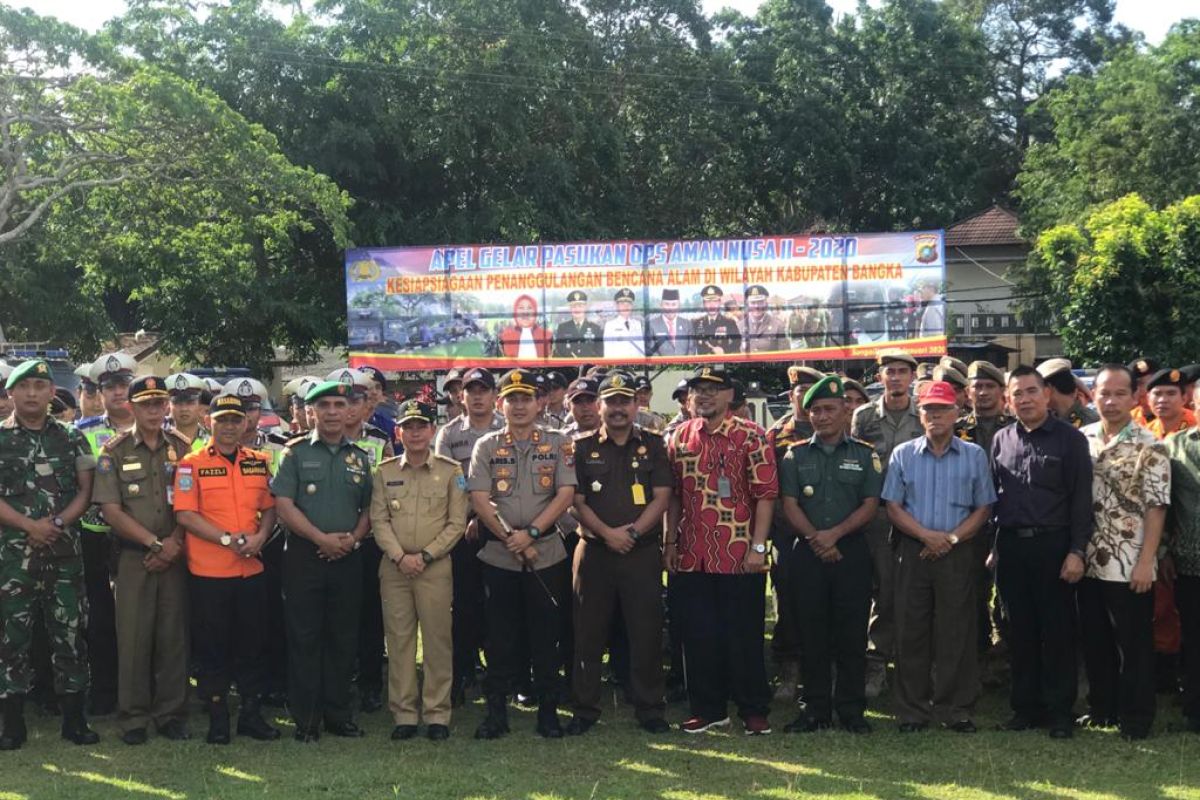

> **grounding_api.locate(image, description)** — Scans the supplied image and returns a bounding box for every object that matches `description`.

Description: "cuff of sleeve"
[1070,547,1087,558]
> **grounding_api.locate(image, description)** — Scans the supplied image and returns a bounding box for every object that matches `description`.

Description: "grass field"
[3,681,1199,800]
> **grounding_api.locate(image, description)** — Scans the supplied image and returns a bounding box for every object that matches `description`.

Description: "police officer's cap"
[933,365,967,389]
[599,373,637,399]
[281,376,313,398]
[202,378,223,394]
[325,368,371,397]
[787,365,825,389]
[210,393,247,419]
[305,380,352,404]
[567,377,599,400]
[6,359,52,391]
[545,371,569,390]
[614,288,636,304]
[166,372,206,396]
[634,376,652,392]
[88,352,137,384]
[746,285,769,301]
[877,349,918,369]
[72,363,96,389]
[700,285,723,300]
[497,369,537,398]
[842,378,867,398]
[1147,367,1186,392]
[1127,358,1160,380]
[803,375,846,410]
[397,399,436,425]
[461,368,495,390]
[938,355,969,377]
[567,290,588,305]
[129,375,170,403]
[671,378,689,401]
[532,372,549,395]
[357,365,387,391]
[443,368,464,386]
[688,365,731,388]
[967,361,1006,386]
[914,362,936,381]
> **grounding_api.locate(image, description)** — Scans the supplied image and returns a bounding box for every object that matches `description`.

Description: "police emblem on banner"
[914,234,939,264]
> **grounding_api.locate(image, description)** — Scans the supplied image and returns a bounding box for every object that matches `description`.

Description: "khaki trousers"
[379,555,453,725]
[114,548,189,733]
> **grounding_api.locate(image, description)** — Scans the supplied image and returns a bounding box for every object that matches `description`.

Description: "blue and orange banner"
[346,231,946,370]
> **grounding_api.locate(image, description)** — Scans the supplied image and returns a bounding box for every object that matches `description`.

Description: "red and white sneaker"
[743,715,772,735]
[680,716,731,734]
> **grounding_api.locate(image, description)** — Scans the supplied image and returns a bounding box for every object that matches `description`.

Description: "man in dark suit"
[647,289,695,357]
[553,291,603,359]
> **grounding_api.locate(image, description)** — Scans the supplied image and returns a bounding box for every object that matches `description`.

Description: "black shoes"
[475,696,510,740]
[1,695,27,751]
[536,702,563,739]
[783,715,831,734]
[565,717,596,736]
[898,721,928,733]
[237,705,281,741]
[841,717,872,735]
[324,721,365,738]
[947,719,977,734]
[427,724,450,741]
[294,728,320,743]
[359,689,383,714]
[158,719,191,741]
[206,699,231,745]
[996,715,1040,732]
[639,718,671,734]
[61,693,100,745]
[121,728,148,746]
[391,724,419,740]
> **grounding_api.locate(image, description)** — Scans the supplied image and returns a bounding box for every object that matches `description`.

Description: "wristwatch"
[948,534,960,546]
[149,539,164,555]
[236,534,248,547]
[219,533,232,547]
[751,542,768,555]
[420,550,434,565]
[52,516,65,530]
[528,525,542,541]
[626,526,640,542]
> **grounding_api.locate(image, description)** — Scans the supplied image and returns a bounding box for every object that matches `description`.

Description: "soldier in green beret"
[0,361,100,749]
[271,380,374,742]
[779,376,882,734]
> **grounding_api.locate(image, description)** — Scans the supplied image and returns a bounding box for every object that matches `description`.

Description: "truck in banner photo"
[345,231,947,370]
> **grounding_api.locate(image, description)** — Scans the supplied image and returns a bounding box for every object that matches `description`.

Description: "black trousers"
[1174,574,1200,722]
[792,532,871,723]
[356,537,385,693]
[259,531,288,696]
[189,573,267,704]
[481,560,569,702]
[82,532,118,702]
[451,536,486,683]
[995,528,1077,726]
[1078,577,1155,733]
[675,571,770,721]
[770,528,801,663]
[283,538,362,731]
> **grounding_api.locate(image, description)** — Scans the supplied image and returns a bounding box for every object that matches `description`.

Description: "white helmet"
[325,368,372,395]
[165,372,206,395]
[88,352,138,383]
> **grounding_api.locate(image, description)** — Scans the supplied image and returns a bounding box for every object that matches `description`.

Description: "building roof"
[945,205,1023,247]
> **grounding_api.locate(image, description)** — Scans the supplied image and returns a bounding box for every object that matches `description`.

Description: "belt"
[999,526,1068,539]
[581,530,660,550]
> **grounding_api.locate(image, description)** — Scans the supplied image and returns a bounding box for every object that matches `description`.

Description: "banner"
[346,231,946,370]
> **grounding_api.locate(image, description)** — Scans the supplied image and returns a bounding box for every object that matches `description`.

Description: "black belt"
[999,526,1068,539]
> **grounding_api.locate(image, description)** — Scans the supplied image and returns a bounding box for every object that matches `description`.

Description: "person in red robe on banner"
[499,294,551,359]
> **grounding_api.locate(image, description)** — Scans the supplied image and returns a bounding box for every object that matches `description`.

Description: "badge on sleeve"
[871,452,882,474]
[97,455,113,474]
[456,474,467,491]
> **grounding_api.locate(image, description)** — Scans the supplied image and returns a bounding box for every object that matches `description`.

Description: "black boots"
[237,699,281,741]
[0,695,27,750]
[536,699,563,739]
[207,696,231,745]
[474,696,510,740]
[61,692,99,745]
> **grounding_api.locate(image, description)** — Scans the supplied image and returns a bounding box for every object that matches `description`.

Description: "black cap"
[634,376,652,392]
[497,369,537,397]
[129,376,170,403]
[397,399,437,425]
[688,365,731,387]
[599,373,637,398]
[614,288,636,304]
[1148,367,1186,392]
[1180,365,1200,386]
[567,377,599,400]
[532,373,548,395]
[358,365,387,391]
[671,378,689,401]
[1127,358,1160,380]
[462,368,495,390]
[51,387,77,414]
[545,370,569,390]
[210,394,247,419]
[443,368,464,386]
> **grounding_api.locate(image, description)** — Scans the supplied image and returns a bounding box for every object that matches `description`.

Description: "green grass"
[3,686,1199,799]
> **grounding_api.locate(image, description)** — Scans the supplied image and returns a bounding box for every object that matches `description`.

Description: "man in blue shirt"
[883,381,996,734]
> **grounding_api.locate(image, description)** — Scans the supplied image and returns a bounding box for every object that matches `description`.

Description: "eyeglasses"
[691,383,725,396]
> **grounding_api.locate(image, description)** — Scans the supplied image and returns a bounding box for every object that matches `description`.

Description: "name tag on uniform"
[717,476,732,499]
[839,461,863,472]
[386,480,404,487]
[121,462,144,471]
[198,467,227,477]
[240,461,269,476]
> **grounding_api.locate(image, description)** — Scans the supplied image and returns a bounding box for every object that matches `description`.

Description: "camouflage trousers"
[0,549,90,697]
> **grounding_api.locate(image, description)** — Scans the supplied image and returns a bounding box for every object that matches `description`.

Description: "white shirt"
[602,316,645,359]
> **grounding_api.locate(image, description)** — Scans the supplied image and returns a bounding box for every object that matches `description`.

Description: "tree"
[1030,193,1200,365]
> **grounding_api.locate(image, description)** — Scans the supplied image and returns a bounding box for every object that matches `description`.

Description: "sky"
[10,0,1196,44]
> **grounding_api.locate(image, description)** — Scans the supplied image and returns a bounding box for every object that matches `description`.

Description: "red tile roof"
[945,205,1023,247]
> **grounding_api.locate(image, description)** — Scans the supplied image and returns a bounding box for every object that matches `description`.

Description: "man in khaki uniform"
[371,400,466,742]
[851,349,924,697]
[94,376,192,745]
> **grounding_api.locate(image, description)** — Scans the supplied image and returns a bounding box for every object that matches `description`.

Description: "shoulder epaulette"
[639,427,664,440]
[378,455,402,467]
[348,441,370,456]
[792,437,812,448]
[575,429,599,440]
[850,436,874,448]
[432,453,459,467]
[101,430,131,451]
[166,428,193,446]
[285,434,308,447]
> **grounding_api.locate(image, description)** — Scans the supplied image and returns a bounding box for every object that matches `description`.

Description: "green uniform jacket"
[271,432,373,533]
[779,435,882,530]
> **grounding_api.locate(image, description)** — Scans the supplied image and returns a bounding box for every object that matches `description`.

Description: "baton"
[492,507,559,609]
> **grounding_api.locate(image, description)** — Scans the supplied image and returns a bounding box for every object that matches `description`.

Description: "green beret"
[803,375,846,410]
[6,359,52,391]
[304,380,352,404]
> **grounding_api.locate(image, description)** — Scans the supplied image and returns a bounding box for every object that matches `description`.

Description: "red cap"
[918,381,958,408]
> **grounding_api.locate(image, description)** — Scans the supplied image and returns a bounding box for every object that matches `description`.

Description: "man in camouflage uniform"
[0,360,100,749]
